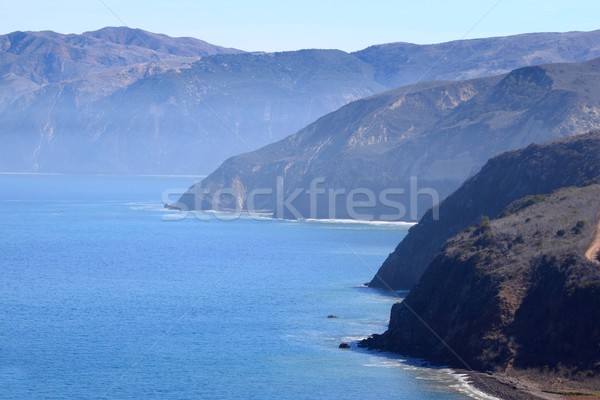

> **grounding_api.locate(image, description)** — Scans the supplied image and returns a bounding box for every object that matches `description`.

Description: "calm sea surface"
[0,174,491,399]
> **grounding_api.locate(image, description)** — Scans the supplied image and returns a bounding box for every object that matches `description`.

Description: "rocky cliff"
[176,59,600,219]
[362,134,600,376]
[369,131,600,290]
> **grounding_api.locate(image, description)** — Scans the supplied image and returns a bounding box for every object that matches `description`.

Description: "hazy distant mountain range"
[177,57,600,220]
[2,27,600,174]
[0,27,241,105]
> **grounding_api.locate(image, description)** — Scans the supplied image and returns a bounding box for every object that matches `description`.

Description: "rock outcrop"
[370,132,600,290]
[362,134,600,376]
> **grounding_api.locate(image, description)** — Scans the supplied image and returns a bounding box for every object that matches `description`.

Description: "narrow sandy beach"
[466,370,600,400]
[465,371,563,400]
[585,218,600,263]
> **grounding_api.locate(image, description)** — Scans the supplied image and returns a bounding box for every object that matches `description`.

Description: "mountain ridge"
[176,57,600,220]
[354,29,600,87]
[4,28,600,174]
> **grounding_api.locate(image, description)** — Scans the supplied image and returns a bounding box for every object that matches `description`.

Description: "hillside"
[4,29,600,174]
[370,131,600,290]
[0,27,241,105]
[361,181,600,378]
[355,30,600,87]
[77,50,384,174]
[0,30,384,174]
[176,59,600,219]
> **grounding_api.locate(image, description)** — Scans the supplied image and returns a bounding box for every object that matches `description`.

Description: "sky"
[0,0,599,52]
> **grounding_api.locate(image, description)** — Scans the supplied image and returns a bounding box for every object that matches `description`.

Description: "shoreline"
[0,172,206,178]
[303,217,416,227]
[161,205,417,226]
[463,370,600,400]
[353,342,545,399]
[355,340,599,399]
[462,371,558,400]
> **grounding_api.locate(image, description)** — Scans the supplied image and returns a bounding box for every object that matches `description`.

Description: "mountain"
[3,29,600,174]
[0,48,383,174]
[175,57,600,219]
[0,28,385,174]
[361,133,600,379]
[0,27,244,173]
[0,27,241,104]
[355,30,600,87]
[82,27,238,57]
[370,131,600,290]
[79,50,384,174]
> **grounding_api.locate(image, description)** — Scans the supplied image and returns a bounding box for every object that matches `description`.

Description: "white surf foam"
[304,218,416,227]
[451,373,502,400]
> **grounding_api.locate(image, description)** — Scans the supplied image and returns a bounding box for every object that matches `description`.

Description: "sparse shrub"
[521,194,548,209]
[470,217,495,248]
[473,216,492,236]
[572,220,586,235]
[514,235,525,244]
[469,252,488,265]
[475,232,495,248]
[564,254,578,266]
[556,229,566,237]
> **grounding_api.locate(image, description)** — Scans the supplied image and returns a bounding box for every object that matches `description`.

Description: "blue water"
[0,175,485,399]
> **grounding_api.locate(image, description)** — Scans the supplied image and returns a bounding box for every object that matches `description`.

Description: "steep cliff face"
[362,183,600,374]
[370,131,600,290]
[177,59,600,219]
[174,77,495,216]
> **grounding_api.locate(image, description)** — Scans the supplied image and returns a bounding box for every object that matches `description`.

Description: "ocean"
[0,174,493,399]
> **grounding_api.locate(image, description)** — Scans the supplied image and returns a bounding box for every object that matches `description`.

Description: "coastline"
[351,346,502,400]
[161,205,417,226]
[462,371,558,400]
[353,341,543,400]
[304,218,416,227]
[463,370,600,400]
[356,341,599,400]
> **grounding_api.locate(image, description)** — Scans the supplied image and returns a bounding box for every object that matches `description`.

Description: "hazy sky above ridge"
[1,0,599,52]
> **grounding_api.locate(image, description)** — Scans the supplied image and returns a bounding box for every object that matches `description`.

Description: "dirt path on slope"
[586,218,600,264]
